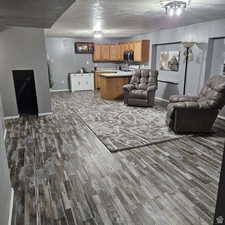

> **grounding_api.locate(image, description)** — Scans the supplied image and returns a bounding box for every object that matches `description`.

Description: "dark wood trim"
[158,80,179,85]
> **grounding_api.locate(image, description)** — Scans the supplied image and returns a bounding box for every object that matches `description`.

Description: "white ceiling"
[0,0,75,28]
[45,0,225,38]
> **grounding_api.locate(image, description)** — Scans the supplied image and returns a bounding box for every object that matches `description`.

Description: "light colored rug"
[52,91,183,152]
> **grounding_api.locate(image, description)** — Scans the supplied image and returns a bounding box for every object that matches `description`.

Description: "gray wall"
[45,37,123,90]
[210,38,225,76]
[209,38,225,116]
[155,43,185,98]
[0,96,12,225]
[129,18,225,116]
[0,27,51,117]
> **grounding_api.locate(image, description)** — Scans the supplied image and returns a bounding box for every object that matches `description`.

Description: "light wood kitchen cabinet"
[128,42,135,51]
[101,44,110,61]
[93,40,150,62]
[110,44,120,61]
[95,71,117,89]
[93,44,110,61]
[95,72,102,89]
[93,44,102,61]
[133,40,150,62]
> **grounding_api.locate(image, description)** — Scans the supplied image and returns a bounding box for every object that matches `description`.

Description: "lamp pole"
[183,46,190,95]
[182,42,195,95]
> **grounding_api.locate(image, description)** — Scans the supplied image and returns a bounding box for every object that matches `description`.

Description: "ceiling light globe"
[169,8,174,16]
[176,7,183,16]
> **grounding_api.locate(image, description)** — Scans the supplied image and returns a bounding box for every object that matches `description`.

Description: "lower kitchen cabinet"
[69,73,94,92]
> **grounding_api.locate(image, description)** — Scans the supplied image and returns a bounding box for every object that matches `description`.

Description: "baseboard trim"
[38,112,53,117]
[218,115,225,121]
[155,97,169,103]
[8,188,14,225]
[4,115,19,120]
[4,129,7,141]
[50,89,69,93]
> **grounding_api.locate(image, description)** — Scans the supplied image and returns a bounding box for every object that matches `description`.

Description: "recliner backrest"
[198,75,225,109]
[130,69,158,90]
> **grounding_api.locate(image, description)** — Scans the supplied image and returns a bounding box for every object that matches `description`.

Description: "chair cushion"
[129,90,148,99]
[130,69,158,90]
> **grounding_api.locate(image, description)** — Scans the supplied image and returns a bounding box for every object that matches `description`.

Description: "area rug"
[52,91,183,152]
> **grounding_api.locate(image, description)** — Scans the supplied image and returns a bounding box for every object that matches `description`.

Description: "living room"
[0,1,225,225]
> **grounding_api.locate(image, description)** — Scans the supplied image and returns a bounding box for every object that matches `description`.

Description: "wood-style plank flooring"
[5,92,225,225]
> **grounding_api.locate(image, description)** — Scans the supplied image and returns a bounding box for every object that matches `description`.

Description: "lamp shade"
[182,42,196,48]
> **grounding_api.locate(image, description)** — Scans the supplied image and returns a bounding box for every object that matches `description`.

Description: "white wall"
[0,27,52,117]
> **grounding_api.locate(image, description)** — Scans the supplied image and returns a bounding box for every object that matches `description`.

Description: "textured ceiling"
[45,0,225,38]
[0,0,75,28]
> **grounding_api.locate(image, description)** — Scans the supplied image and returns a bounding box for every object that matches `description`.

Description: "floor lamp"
[182,42,196,95]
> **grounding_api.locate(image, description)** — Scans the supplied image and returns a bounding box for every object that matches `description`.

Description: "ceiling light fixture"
[164,1,187,17]
[94,30,103,39]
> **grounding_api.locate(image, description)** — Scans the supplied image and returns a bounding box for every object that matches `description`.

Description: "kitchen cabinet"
[133,40,150,62]
[95,71,117,89]
[110,44,120,61]
[101,44,110,61]
[128,42,135,51]
[93,44,102,61]
[93,40,150,62]
[95,72,102,89]
[134,41,142,62]
[70,73,94,92]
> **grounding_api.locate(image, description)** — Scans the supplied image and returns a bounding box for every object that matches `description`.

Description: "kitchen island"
[100,72,132,100]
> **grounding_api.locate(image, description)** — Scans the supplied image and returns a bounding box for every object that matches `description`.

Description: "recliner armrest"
[147,85,157,92]
[169,95,199,103]
[167,101,211,111]
[123,84,135,92]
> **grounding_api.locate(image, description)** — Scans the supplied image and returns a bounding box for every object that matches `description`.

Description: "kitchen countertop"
[95,69,118,72]
[100,71,133,78]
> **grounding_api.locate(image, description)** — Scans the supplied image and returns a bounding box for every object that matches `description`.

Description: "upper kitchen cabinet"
[93,40,150,62]
[128,42,135,51]
[93,44,102,61]
[93,44,111,61]
[119,42,129,61]
[101,44,110,61]
[110,44,120,61]
[133,40,150,62]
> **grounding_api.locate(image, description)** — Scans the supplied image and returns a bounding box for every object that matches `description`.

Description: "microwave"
[124,51,134,62]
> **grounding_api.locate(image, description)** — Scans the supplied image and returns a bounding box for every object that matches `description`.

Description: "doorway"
[12,70,38,115]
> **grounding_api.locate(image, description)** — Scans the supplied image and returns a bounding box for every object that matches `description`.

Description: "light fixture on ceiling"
[94,30,103,39]
[164,1,187,17]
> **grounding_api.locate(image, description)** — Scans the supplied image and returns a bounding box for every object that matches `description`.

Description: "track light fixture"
[164,1,187,17]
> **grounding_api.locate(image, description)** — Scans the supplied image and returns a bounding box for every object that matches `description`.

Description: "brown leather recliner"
[166,75,225,133]
[123,69,158,107]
